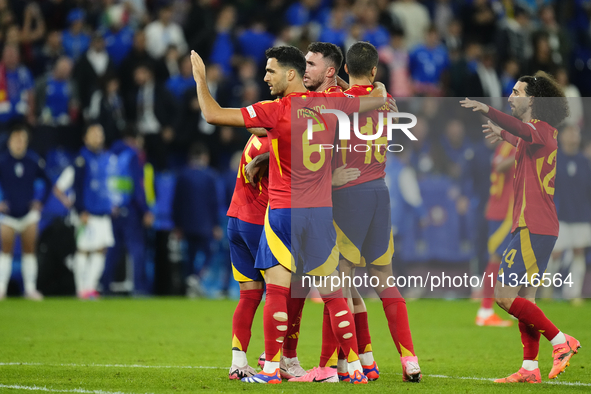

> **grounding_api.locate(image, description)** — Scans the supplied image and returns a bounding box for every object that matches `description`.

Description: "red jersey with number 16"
[333,84,391,190]
[488,107,558,236]
[226,135,269,225]
[240,91,359,209]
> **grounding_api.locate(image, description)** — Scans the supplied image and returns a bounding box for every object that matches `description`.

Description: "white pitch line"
[2,362,590,387]
[0,384,153,394]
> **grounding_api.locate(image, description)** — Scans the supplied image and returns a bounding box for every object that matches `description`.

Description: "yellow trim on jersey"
[518,185,527,228]
[367,229,395,266]
[306,243,339,276]
[231,263,253,283]
[232,334,243,351]
[272,138,283,177]
[520,228,539,284]
[334,220,361,264]
[488,206,513,255]
[400,344,414,358]
[264,209,295,272]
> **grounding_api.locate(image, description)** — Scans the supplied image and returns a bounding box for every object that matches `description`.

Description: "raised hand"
[459,98,489,114]
[483,120,503,143]
[191,50,206,84]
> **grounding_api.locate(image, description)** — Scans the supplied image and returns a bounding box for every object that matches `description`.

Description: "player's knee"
[494,296,512,312]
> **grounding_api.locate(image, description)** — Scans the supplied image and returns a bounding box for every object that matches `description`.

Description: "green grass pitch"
[0,298,589,393]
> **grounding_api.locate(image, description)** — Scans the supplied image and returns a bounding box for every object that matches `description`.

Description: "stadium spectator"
[527,31,560,76]
[443,19,463,53]
[35,56,78,127]
[358,4,389,48]
[101,4,135,66]
[409,26,449,96]
[545,125,591,303]
[73,34,116,113]
[496,6,532,72]
[389,0,431,49]
[32,29,64,78]
[172,143,222,296]
[184,0,217,61]
[237,19,275,67]
[378,29,412,97]
[72,124,113,299]
[209,5,237,77]
[86,74,126,147]
[145,4,187,60]
[0,44,35,132]
[165,55,194,101]
[460,0,497,46]
[317,5,350,49]
[500,58,520,97]
[103,126,154,296]
[126,63,177,171]
[119,29,167,99]
[0,125,57,300]
[537,5,570,66]
[555,67,583,127]
[62,8,90,61]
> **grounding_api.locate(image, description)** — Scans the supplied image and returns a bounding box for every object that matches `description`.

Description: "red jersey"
[332,85,391,190]
[489,107,559,236]
[240,91,359,209]
[227,135,269,225]
[485,142,515,221]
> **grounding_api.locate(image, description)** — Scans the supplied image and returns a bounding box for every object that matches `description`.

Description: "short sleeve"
[241,99,282,129]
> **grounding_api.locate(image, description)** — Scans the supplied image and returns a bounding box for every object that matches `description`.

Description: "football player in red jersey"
[191,45,387,384]
[226,134,270,380]
[475,141,515,327]
[461,71,580,383]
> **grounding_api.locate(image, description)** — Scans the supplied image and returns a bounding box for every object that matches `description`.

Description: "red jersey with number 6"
[333,84,391,190]
[227,135,269,225]
[240,91,359,209]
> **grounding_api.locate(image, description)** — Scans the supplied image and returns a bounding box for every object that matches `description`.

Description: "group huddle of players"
[190,39,581,384]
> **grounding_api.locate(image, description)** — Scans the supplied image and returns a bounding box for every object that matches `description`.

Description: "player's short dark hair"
[307,42,343,72]
[265,46,306,78]
[518,71,570,127]
[346,42,379,78]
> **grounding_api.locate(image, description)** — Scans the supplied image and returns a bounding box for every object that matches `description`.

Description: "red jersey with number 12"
[240,91,359,209]
[333,84,391,190]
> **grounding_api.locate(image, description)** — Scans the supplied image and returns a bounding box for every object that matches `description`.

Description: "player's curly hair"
[265,46,306,78]
[518,71,570,127]
[307,42,343,72]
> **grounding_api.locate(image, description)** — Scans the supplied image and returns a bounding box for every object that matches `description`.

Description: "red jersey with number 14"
[485,142,515,221]
[333,84,391,190]
[488,107,558,236]
[240,91,359,209]
[226,135,269,225]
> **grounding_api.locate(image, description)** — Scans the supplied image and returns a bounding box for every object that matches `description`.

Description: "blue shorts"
[498,228,557,286]
[227,217,264,282]
[255,207,339,276]
[332,179,394,267]
[488,219,512,257]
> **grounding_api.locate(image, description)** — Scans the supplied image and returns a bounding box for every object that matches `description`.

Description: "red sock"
[283,290,306,358]
[232,289,264,352]
[263,284,290,363]
[319,304,339,367]
[481,262,500,309]
[355,312,372,355]
[508,297,559,341]
[322,289,359,362]
[338,347,346,360]
[380,286,415,357]
[519,321,541,361]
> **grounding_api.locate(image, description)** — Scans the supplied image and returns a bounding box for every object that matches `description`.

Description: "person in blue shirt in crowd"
[361,5,390,48]
[0,124,66,300]
[72,124,114,299]
[409,25,450,96]
[101,5,135,66]
[173,143,223,296]
[237,19,275,67]
[165,55,195,101]
[35,56,78,127]
[0,45,35,134]
[103,126,154,296]
[545,125,591,303]
[62,9,91,61]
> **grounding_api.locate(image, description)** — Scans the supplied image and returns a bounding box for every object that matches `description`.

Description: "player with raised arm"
[475,140,515,327]
[460,71,580,383]
[227,134,270,380]
[191,45,387,384]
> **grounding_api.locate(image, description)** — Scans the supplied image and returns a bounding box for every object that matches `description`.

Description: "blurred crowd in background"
[0,0,590,299]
